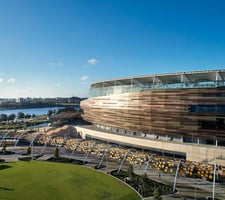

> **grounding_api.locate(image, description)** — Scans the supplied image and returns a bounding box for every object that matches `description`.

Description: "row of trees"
[0,112,36,122]
[47,106,77,117]
[1,106,77,122]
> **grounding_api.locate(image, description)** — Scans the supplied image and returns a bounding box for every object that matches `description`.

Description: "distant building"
[16,97,32,103]
[0,98,16,104]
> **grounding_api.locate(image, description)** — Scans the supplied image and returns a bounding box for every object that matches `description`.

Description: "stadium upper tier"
[90,69,225,97]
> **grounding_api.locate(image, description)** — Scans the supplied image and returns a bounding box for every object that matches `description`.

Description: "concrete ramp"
[45,125,80,138]
[36,154,52,161]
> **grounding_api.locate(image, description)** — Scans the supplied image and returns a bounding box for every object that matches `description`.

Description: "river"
[0,107,63,117]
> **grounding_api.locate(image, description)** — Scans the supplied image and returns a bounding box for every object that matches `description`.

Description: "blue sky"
[0,0,225,98]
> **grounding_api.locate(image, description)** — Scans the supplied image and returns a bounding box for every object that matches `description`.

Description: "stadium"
[79,69,225,164]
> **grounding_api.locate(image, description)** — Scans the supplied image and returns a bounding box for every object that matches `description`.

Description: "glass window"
[190,105,225,113]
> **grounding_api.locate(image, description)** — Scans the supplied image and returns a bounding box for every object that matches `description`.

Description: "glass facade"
[190,105,225,113]
[89,81,225,98]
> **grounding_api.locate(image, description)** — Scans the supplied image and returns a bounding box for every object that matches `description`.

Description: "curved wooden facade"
[81,87,225,140]
[81,87,225,138]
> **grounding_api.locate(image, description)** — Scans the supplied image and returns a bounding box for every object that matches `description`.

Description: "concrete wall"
[75,126,225,165]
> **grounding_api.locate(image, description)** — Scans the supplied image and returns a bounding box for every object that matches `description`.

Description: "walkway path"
[133,165,224,200]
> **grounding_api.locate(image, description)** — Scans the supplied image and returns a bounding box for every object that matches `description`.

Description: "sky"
[0,0,225,98]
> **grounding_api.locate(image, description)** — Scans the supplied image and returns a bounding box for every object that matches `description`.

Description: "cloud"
[57,83,61,87]
[7,78,15,84]
[0,78,4,83]
[88,58,97,65]
[81,76,88,81]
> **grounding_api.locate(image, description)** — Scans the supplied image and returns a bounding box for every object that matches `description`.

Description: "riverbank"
[0,115,49,131]
[0,106,64,116]
[0,102,60,110]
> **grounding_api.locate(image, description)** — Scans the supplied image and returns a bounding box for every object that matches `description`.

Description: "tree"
[0,114,7,122]
[25,114,31,119]
[23,123,27,130]
[153,187,162,200]
[7,113,16,121]
[48,110,53,117]
[26,146,31,155]
[54,147,59,159]
[17,112,25,119]
[140,173,149,185]
[142,173,148,181]
[2,141,7,154]
[127,164,134,181]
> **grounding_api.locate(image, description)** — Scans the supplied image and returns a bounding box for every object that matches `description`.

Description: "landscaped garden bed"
[111,165,173,198]
[47,156,87,165]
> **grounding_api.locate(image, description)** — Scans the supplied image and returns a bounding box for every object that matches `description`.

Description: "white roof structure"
[91,69,225,88]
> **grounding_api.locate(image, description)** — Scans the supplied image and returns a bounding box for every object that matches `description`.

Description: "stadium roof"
[91,69,225,88]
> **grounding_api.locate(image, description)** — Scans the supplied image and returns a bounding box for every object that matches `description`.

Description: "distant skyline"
[1,0,225,98]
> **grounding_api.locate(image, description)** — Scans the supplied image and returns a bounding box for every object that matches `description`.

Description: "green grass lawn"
[0,161,141,200]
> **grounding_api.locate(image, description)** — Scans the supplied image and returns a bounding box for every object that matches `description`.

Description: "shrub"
[153,187,162,200]
[26,146,31,155]
[54,147,59,158]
